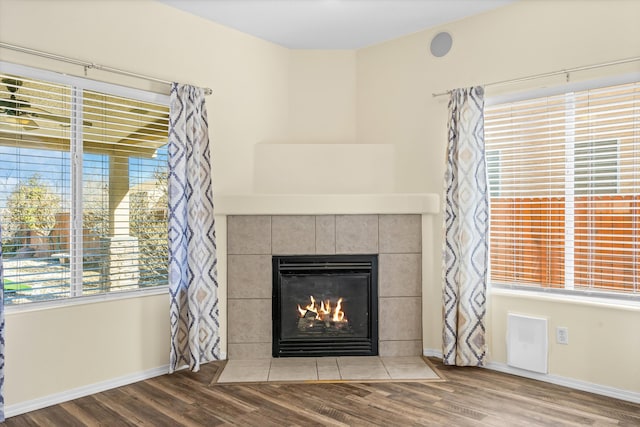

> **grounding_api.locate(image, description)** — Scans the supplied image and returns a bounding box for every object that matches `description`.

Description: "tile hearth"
[215,356,440,384]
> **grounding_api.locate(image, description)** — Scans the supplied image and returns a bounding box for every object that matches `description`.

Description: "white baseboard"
[423,348,443,358]
[5,365,169,418]
[485,361,640,404]
[4,352,227,418]
[5,351,227,419]
[423,348,640,404]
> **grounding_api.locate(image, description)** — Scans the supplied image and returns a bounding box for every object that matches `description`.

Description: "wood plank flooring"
[6,358,640,426]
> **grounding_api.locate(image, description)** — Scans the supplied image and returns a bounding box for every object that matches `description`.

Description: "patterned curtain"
[168,83,220,373]
[442,86,488,366]
[0,224,4,421]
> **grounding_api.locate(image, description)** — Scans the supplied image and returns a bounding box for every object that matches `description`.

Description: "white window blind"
[485,80,640,295]
[0,70,169,304]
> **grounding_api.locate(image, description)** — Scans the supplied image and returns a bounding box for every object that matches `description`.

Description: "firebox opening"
[272,254,378,357]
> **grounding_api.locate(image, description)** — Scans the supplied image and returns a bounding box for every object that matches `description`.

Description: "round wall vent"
[430,32,453,57]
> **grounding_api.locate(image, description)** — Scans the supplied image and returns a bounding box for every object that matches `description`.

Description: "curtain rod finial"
[432,89,452,98]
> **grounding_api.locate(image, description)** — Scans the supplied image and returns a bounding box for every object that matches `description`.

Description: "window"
[0,64,169,305]
[485,79,640,296]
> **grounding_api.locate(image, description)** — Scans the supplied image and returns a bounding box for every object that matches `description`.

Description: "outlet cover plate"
[556,326,569,344]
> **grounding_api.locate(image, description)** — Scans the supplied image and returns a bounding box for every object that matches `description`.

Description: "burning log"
[296,295,350,333]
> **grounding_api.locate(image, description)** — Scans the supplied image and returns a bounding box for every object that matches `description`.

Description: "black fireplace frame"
[272,254,378,358]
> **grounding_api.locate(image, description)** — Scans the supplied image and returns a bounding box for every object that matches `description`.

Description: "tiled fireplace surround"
[226,214,423,359]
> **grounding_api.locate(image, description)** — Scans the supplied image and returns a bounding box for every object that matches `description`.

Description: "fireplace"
[227,214,423,360]
[272,254,378,357]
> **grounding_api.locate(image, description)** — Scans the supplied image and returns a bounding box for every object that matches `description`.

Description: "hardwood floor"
[6,358,640,426]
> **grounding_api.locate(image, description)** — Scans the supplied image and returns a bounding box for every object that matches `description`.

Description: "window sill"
[4,286,169,314]
[490,286,640,312]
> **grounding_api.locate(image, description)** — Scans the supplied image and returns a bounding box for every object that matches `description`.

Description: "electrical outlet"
[556,326,569,345]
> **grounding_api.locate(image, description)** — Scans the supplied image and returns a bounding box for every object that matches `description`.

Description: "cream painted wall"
[254,143,395,193]
[0,0,289,408]
[4,294,169,405]
[1,0,640,411]
[490,292,640,393]
[0,0,291,195]
[253,50,386,193]
[356,0,640,393]
[286,50,357,143]
[357,0,640,193]
[0,0,370,410]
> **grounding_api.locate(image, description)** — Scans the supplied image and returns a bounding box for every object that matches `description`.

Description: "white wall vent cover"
[507,313,548,374]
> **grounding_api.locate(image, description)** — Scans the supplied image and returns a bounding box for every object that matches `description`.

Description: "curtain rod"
[0,41,213,96]
[431,56,640,98]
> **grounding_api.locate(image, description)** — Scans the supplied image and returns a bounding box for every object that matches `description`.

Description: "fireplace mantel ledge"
[214,193,439,216]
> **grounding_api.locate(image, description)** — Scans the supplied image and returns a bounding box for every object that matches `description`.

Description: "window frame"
[0,61,170,309]
[486,72,640,302]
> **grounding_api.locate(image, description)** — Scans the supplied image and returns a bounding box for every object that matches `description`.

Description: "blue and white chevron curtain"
[168,83,220,373]
[0,224,4,420]
[443,86,488,366]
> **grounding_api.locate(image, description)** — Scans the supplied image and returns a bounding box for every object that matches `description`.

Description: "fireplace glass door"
[272,255,378,357]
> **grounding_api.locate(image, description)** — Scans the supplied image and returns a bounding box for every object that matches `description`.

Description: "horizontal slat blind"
[82,91,169,294]
[1,75,73,303]
[0,72,169,304]
[485,81,640,294]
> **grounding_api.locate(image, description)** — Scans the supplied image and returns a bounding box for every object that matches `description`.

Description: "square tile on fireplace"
[315,215,336,254]
[316,357,340,380]
[228,299,272,343]
[335,215,378,254]
[381,357,440,380]
[336,356,390,380]
[379,297,422,341]
[227,255,272,299]
[268,358,318,381]
[379,253,422,297]
[379,340,422,357]
[227,343,271,359]
[379,214,421,253]
[272,215,316,255]
[228,215,271,254]
[217,359,271,383]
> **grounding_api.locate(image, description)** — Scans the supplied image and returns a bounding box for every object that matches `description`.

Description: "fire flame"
[332,298,344,322]
[297,295,347,323]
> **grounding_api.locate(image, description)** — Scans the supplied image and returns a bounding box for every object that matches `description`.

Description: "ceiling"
[157,0,515,50]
